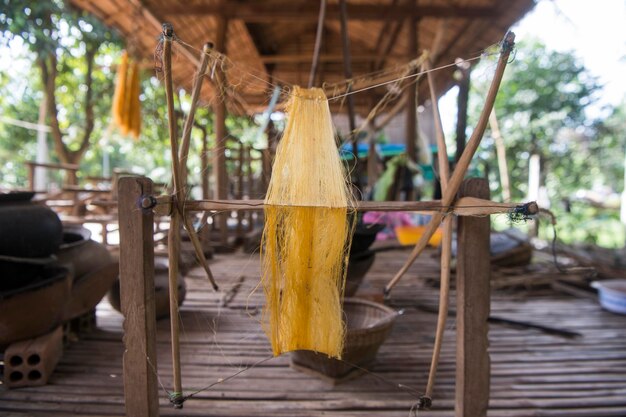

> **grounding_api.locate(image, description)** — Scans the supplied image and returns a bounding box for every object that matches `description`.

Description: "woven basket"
[290,298,397,380]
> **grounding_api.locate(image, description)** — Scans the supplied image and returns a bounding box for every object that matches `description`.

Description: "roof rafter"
[156,2,499,21]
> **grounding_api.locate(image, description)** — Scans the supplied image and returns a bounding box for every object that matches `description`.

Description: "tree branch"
[72,45,97,162]
[38,53,69,163]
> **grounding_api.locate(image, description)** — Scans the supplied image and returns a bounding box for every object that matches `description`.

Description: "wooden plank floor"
[2,247,626,416]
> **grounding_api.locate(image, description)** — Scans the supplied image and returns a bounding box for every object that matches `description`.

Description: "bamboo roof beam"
[157,3,499,21]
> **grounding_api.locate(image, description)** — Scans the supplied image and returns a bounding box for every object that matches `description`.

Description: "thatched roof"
[70,0,535,115]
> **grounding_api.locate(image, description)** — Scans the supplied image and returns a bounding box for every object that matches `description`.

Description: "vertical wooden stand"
[213,16,229,246]
[118,177,159,417]
[456,178,491,417]
[405,16,418,166]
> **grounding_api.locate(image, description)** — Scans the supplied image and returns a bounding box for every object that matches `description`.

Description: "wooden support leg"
[102,223,108,246]
[118,177,159,417]
[28,165,36,191]
[456,178,491,417]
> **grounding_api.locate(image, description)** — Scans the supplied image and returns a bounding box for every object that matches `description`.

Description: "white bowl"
[591,279,626,315]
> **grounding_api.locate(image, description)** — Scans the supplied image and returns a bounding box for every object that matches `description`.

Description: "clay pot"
[0,191,35,203]
[58,225,92,249]
[0,266,71,347]
[350,223,384,255]
[0,254,57,292]
[345,250,376,297]
[0,200,62,258]
[153,262,187,319]
[63,262,119,321]
[56,227,111,278]
[108,258,186,320]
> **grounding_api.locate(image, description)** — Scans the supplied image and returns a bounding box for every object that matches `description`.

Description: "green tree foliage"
[469,39,626,246]
[0,2,270,192]
[0,0,121,170]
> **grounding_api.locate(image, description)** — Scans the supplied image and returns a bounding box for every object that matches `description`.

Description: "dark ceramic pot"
[0,254,57,292]
[345,250,376,297]
[108,258,186,320]
[0,200,63,258]
[0,191,35,203]
[59,225,92,249]
[56,226,111,278]
[63,262,119,321]
[0,266,71,347]
[350,223,384,255]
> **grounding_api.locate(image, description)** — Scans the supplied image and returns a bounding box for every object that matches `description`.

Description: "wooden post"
[213,16,229,246]
[339,0,361,190]
[489,109,511,201]
[27,164,36,191]
[455,66,470,163]
[200,125,210,199]
[118,176,159,417]
[456,178,490,417]
[236,141,244,239]
[405,15,418,166]
[308,0,327,88]
[527,153,541,237]
[246,145,255,231]
[261,148,271,193]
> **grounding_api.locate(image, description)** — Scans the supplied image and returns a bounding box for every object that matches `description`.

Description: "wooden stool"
[3,326,63,388]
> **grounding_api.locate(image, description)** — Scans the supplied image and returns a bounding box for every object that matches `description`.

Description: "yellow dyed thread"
[261,86,355,359]
[112,51,141,139]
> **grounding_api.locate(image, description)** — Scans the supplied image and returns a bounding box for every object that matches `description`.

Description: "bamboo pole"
[213,17,229,246]
[421,54,452,409]
[308,0,327,88]
[339,0,361,190]
[405,15,418,166]
[180,43,211,183]
[174,42,219,291]
[152,196,536,216]
[161,25,184,409]
[455,65,471,163]
[425,57,449,190]
[236,141,244,239]
[384,31,516,294]
[200,125,210,199]
[421,214,452,408]
[489,109,511,201]
[246,145,255,231]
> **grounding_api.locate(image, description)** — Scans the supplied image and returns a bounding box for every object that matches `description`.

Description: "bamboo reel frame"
[146,25,531,414]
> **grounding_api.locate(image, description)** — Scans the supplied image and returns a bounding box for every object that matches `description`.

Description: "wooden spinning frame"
[117,27,536,417]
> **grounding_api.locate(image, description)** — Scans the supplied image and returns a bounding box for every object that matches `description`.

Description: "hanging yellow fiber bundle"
[111,51,141,139]
[126,61,141,139]
[112,51,128,130]
[261,86,354,359]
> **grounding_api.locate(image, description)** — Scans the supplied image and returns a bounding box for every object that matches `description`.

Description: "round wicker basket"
[290,298,398,380]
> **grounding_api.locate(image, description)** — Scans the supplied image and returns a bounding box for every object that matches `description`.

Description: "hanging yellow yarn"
[126,61,141,139]
[261,86,354,359]
[111,51,141,139]
[111,51,128,130]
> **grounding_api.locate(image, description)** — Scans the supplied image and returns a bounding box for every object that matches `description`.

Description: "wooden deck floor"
[2,247,626,416]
